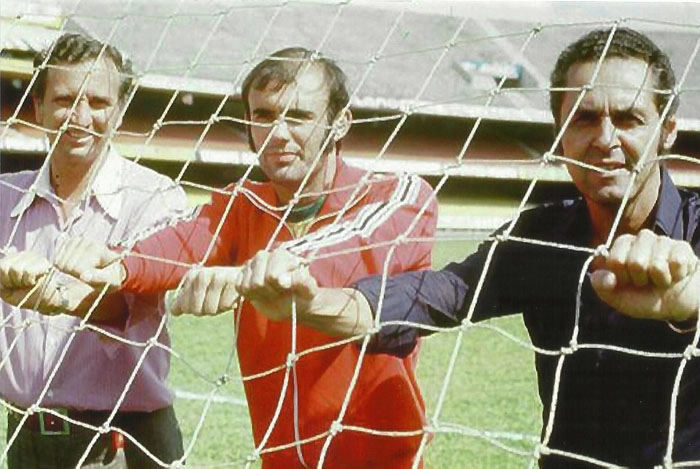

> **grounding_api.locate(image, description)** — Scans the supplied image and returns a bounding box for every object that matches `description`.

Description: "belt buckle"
[38,409,70,436]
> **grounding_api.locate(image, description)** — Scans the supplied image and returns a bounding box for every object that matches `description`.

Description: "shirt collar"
[554,166,682,243]
[248,154,370,220]
[322,155,370,214]
[653,165,683,238]
[10,147,124,220]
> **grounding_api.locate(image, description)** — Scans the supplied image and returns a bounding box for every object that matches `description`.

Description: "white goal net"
[1,1,700,467]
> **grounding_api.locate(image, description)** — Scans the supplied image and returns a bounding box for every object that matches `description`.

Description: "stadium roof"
[2,0,700,129]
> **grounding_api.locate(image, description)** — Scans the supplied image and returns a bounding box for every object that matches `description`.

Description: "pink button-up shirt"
[0,150,187,411]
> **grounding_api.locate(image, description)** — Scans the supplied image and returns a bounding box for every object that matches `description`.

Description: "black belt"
[8,407,113,436]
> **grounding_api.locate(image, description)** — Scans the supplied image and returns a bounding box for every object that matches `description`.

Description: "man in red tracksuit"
[51,47,438,467]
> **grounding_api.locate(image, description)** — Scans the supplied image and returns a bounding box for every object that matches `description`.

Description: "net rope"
[0,1,699,467]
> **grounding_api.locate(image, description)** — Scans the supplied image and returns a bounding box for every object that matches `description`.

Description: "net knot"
[215,374,229,386]
[684,345,698,361]
[329,420,343,436]
[534,442,550,458]
[542,152,555,164]
[286,352,299,367]
[593,244,609,258]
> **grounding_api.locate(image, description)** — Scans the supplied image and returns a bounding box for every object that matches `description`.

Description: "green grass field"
[1,239,543,468]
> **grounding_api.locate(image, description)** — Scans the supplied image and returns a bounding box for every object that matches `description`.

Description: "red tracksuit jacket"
[121,158,438,467]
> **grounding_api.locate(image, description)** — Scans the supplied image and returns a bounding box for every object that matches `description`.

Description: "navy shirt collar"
[555,166,683,244]
[654,166,684,238]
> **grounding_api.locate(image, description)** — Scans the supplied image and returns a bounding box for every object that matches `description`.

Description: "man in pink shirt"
[0,33,186,468]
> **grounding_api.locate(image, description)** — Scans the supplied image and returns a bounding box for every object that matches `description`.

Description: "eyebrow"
[252,107,316,120]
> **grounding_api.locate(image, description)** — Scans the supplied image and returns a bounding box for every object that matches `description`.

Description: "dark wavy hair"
[550,27,677,129]
[33,32,133,101]
[241,47,349,127]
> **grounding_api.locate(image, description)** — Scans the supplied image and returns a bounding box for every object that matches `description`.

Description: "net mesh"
[1,1,700,467]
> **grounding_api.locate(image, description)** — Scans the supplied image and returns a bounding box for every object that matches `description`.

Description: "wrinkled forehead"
[257,65,330,102]
[565,57,657,107]
[44,57,122,97]
[48,57,121,83]
[566,57,654,89]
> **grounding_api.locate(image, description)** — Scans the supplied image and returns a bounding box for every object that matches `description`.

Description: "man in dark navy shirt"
[230,27,700,467]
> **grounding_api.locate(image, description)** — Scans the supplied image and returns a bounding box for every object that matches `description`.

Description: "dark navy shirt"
[355,169,700,467]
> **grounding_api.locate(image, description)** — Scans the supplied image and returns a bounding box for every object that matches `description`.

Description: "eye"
[53,96,75,107]
[612,113,644,129]
[251,109,276,124]
[284,110,315,126]
[88,97,112,110]
[571,110,598,126]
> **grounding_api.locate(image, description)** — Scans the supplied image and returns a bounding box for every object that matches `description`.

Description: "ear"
[245,110,257,152]
[33,95,43,124]
[660,116,678,152]
[331,109,352,142]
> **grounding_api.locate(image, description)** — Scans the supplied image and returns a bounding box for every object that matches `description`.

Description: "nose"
[270,118,293,142]
[69,98,92,128]
[592,116,621,152]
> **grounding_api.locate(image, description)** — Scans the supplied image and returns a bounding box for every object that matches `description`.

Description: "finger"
[590,269,617,292]
[171,271,196,316]
[625,229,655,288]
[201,274,226,316]
[81,262,125,289]
[606,234,634,286]
[237,262,253,297]
[647,237,673,288]
[290,264,318,300]
[246,253,286,299]
[56,238,120,278]
[184,270,209,316]
[0,288,34,309]
[23,257,52,287]
[219,282,240,312]
[7,255,50,288]
[265,250,300,291]
[171,289,185,316]
[669,241,697,280]
[249,251,269,290]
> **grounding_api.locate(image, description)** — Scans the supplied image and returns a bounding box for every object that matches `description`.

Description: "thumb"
[591,270,617,293]
[81,262,125,289]
[290,266,318,300]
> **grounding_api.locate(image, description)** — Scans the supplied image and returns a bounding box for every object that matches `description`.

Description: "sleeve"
[355,269,469,357]
[355,219,533,356]
[120,188,239,295]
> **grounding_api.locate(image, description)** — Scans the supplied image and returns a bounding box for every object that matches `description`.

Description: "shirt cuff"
[353,274,420,358]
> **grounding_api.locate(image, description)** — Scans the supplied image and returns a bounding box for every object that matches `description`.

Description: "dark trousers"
[6,405,184,469]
